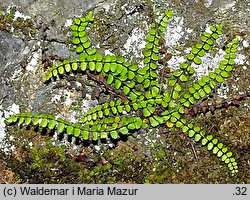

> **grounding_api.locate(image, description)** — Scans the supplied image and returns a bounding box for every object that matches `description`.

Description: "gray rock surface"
[0,32,26,102]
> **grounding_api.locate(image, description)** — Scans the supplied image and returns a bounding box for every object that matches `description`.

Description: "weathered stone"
[0,31,26,102]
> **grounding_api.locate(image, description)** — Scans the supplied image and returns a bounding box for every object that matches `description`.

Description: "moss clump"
[3,126,173,183]
[3,124,250,183]
[0,150,19,183]
[0,6,36,37]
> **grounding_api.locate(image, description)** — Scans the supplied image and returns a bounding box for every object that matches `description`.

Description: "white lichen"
[204,0,214,7]
[26,42,42,72]
[81,94,98,113]
[104,49,115,56]
[121,27,147,68]
[0,103,20,154]
[14,10,31,20]
[164,16,185,48]
[216,83,230,99]
[64,19,72,27]
[235,54,247,65]
[242,40,249,48]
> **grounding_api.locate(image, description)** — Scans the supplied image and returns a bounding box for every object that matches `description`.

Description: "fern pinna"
[6,10,239,174]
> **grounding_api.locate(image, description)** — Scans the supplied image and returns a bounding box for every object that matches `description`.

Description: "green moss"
[3,124,250,183]
[0,6,37,37]
[29,141,66,170]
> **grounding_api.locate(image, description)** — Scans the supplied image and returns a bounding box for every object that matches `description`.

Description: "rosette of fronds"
[6,10,239,174]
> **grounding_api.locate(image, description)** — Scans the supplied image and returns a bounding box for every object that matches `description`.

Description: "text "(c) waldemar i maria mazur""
[19,186,139,196]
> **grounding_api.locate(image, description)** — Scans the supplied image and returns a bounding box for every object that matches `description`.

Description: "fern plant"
[6,10,239,174]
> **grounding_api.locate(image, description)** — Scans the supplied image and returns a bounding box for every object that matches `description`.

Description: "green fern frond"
[6,9,242,175]
[181,38,239,108]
